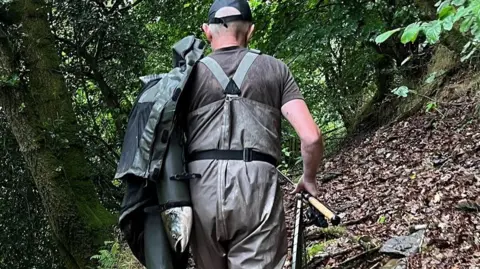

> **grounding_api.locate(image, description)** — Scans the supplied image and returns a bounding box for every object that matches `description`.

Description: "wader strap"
[187,148,278,167]
[199,50,261,94]
[232,52,259,89]
[199,57,230,90]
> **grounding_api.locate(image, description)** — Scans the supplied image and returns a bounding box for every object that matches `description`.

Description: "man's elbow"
[301,128,323,147]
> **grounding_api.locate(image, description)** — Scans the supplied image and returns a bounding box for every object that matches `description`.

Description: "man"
[183,0,324,268]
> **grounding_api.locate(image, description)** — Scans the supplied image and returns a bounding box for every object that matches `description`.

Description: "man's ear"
[247,24,255,42]
[202,23,213,43]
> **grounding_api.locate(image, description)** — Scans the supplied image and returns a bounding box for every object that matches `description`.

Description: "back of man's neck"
[211,38,246,51]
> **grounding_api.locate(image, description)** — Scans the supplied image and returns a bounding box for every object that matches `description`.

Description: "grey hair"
[209,20,252,37]
[209,6,252,38]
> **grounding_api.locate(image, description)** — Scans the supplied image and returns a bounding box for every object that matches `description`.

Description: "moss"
[72,180,117,244]
[306,239,336,261]
[319,226,347,237]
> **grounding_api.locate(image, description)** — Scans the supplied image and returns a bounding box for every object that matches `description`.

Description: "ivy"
[0,74,20,87]
[392,86,410,98]
[401,22,422,44]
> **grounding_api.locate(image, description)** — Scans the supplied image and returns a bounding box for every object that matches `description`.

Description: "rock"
[456,199,480,212]
[380,229,426,257]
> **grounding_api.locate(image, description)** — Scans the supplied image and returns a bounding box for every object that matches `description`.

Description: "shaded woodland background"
[1,0,479,268]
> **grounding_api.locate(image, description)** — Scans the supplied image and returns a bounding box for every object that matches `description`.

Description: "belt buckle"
[243,148,253,162]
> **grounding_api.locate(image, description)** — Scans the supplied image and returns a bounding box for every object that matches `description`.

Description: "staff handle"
[297,175,341,226]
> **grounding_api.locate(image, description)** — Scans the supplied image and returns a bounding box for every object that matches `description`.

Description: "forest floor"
[280,89,480,269]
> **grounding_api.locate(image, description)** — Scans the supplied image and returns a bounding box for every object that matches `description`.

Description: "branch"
[81,27,104,49]
[118,0,145,12]
[91,0,108,12]
[86,132,120,161]
[83,69,120,109]
[340,213,373,226]
[83,86,120,161]
[93,29,107,59]
[54,35,76,48]
[0,27,6,38]
[307,245,362,269]
[109,0,124,13]
[333,246,381,268]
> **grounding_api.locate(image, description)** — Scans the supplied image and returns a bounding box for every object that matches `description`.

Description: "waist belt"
[187,148,278,167]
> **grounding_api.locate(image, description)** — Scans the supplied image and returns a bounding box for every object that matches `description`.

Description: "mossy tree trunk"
[0,1,116,268]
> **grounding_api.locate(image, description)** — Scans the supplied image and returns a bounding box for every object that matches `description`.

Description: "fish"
[161,206,193,253]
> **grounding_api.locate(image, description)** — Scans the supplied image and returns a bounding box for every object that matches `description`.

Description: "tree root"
[307,245,362,269]
[333,246,382,268]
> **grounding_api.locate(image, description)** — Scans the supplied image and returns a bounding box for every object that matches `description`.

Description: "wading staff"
[277,170,341,226]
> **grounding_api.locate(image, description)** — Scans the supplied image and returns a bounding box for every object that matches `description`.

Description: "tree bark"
[0,1,116,268]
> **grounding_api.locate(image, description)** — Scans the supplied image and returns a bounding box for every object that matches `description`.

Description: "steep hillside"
[281,86,480,268]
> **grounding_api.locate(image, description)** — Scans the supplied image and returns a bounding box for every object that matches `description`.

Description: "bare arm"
[281,99,324,182]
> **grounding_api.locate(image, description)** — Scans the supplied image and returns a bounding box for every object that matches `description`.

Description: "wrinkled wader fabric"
[186,50,288,269]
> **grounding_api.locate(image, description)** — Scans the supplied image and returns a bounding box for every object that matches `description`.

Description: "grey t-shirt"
[185,46,304,112]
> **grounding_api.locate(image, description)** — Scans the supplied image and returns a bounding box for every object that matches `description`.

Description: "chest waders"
[185,50,288,269]
[187,49,280,165]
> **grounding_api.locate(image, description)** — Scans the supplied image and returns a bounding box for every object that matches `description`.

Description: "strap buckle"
[243,148,253,162]
[170,173,202,181]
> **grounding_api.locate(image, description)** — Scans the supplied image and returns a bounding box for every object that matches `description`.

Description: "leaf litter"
[280,94,480,269]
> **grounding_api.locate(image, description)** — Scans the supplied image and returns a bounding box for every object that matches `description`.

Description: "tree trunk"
[0,1,116,268]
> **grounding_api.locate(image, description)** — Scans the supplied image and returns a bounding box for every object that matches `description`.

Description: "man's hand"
[291,175,319,197]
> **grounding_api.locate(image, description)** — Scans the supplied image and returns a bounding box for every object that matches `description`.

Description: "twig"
[109,0,124,13]
[341,213,373,226]
[334,246,381,268]
[307,245,362,269]
[369,261,381,269]
[91,0,108,11]
[118,0,145,12]
[320,172,343,183]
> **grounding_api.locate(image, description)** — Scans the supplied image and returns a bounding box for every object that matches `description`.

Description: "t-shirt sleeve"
[280,61,304,106]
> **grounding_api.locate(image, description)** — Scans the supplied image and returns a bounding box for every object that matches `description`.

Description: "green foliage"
[377,215,387,224]
[306,239,335,261]
[90,241,120,269]
[391,85,444,114]
[0,73,19,87]
[89,239,143,269]
[401,22,422,44]
[375,28,402,44]
[392,86,410,97]
[426,101,438,112]
[376,0,480,62]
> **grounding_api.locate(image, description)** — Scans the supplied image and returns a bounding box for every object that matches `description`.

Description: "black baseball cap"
[208,0,253,25]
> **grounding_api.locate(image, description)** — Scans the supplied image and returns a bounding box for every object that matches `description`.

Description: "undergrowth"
[89,239,143,269]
